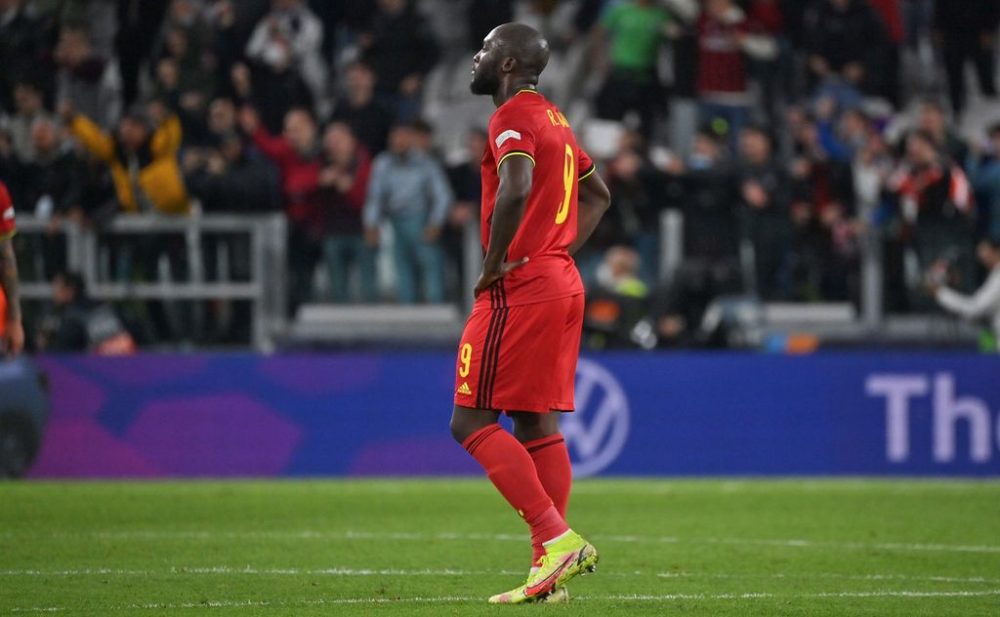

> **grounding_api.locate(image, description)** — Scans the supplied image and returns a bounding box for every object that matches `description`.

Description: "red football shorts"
[454,290,584,413]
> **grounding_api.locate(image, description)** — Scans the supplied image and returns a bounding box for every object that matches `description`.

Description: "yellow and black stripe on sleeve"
[496,150,536,170]
[578,163,596,181]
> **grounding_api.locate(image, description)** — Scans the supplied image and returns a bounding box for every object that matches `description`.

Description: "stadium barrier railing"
[16,213,287,351]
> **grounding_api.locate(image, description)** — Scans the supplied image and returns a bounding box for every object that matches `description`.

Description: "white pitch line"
[2,567,997,587]
[0,567,514,577]
[655,572,1000,585]
[4,528,998,554]
[8,589,1000,612]
[593,590,1000,601]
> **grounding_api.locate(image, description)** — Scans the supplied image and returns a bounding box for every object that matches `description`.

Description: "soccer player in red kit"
[0,179,24,356]
[449,23,612,604]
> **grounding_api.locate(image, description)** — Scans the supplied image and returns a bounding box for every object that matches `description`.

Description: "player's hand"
[3,319,24,357]
[474,257,528,298]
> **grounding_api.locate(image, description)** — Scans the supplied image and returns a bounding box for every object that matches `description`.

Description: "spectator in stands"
[886,129,975,301]
[206,97,238,139]
[154,0,214,70]
[183,129,277,342]
[152,12,219,134]
[8,118,82,278]
[331,62,394,157]
[319,122,375,303]
[51,0,118,58]
[592,0,672,132]
[443,128,485,294]
[240,33,313,133]
[931,236,1000,351]
[0,0,46,114]
[914,100,967,166]
[933,0,999,117]
[446,128,485,227]
[174,95,237,148]
[205,0,267,80]
[656,129,743,346]
[6,79,54,164]
[865,0,904,105]
[968,123,1000,240]
[806,0,890,99]
[602,144,664,284]
[36,270,135,354]
[788,105,856,300]
[240,105,322,311]
[695,0,776,151]
[54,22,122,129]
[746,0,792,122]
[584,245,650,349]
[115,0,169,107]
[245,0,327,109]
[817,104,871,164]
[183,132,277,214]
[664,128,741,266]
[61,101,189,215]
[361,0,439,119]
[363,120,452,304]
[738,125,792,299]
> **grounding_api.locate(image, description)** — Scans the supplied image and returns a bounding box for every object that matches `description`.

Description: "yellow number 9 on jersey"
[555,143,575,224]
[459,343,473,377]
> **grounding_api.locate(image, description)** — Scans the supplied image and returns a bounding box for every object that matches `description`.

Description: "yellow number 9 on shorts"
[458,343,473,378]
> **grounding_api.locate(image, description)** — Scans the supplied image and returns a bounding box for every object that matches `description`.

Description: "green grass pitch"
[2,479,999,615]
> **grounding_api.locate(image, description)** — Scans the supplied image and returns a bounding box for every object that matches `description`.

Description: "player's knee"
[451,407,501,444]
[450,414,479,444]
[449,416,466,444]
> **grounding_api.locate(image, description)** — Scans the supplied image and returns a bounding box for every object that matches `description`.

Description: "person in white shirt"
[931,237,1000,350]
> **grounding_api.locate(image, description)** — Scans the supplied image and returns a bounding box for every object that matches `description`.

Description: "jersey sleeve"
[0,182,15,240]
[488,104,537,171]
[578,147,596,181]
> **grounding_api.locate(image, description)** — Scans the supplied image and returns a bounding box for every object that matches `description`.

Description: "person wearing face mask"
[654,129,742,346]
[665,129,740,264]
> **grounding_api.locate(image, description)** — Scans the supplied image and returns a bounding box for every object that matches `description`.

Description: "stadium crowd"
[0,0,999,349]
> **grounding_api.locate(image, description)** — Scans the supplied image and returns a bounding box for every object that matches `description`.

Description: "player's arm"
[0,234,24,356]
[474,155,533,296]
[568,169,611,256]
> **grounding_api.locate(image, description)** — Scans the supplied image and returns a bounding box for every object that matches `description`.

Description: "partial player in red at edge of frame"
[0,179,24,357]
[447,22,612,605]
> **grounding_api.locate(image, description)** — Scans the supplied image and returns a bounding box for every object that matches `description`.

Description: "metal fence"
[16,214,288,351]
[14,208,968,351]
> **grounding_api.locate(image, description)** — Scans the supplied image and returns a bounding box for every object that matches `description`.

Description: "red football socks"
[463,424,569,550]
[524,432,573,565]
[524,433,572,517]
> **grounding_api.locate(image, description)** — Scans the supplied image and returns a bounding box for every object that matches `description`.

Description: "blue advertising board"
[30,353,1000,477]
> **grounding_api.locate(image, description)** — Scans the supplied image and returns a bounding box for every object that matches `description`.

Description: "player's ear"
[501,57,516,74]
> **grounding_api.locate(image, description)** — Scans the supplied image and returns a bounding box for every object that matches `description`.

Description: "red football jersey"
[0,180,12,333]
[0,180,15,240]
[481,89,594,307]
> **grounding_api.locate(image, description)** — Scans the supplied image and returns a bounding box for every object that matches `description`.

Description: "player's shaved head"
[491,23,549,78]
[470,22,550,98]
